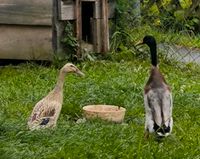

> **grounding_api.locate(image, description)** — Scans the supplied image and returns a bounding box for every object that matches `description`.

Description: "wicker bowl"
[82,105,126,123]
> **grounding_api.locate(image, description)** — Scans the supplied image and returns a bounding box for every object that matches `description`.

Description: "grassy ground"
[0,59,200,159]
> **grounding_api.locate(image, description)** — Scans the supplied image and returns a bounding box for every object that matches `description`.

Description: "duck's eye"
[70,64,73,67]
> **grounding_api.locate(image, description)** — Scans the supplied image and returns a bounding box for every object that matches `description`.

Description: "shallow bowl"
[82,105,126,123]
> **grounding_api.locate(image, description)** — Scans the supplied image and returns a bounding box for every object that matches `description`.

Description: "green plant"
[115,0,141,29]
[61,21,78,61]
[141,0,200,33]
[110,30,132,53]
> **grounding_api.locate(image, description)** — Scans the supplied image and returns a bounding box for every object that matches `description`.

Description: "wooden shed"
[0,0,115,60]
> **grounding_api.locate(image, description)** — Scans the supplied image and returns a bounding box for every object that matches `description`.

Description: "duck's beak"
[135,40,143,46]
[76,69,85,77]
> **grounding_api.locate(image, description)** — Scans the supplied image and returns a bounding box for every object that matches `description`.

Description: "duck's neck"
[149,43,158,67]
[55,71,66,92]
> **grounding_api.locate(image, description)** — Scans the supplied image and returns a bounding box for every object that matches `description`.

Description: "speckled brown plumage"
[28,63,84,130]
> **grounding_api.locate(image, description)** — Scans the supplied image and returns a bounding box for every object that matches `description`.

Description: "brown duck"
[28,63,84,130]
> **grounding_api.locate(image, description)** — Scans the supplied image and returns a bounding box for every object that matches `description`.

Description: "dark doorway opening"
[81,2,94,43]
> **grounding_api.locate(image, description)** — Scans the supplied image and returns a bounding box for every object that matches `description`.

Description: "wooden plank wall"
[0,0,115,60]
[0,0,53,60]
[0,0,52,25]
[0,25,53,60]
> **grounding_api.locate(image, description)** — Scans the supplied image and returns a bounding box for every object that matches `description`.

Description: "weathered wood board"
[93,19,102,52]
[59,0,115,20]
[0,0,52,25]
[0,25,53,60]
[58,0,75,20]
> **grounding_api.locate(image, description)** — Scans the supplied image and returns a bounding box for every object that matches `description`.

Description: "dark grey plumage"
[138,35,173,138]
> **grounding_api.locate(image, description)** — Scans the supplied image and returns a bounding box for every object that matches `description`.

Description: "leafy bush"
[141,0,200,33]
[61,21,78,61]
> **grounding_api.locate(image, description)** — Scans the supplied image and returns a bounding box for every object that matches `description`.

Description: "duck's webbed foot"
[144,130,150,140]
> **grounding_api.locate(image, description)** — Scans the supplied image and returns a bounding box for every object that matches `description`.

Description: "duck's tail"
[154,122,171,137]
[153,90,173,137]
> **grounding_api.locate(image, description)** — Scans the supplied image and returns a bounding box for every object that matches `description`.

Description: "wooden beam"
[101,0,109,53]
[75,0,81,58]
[0,0,52,25]
[105,0,109,51]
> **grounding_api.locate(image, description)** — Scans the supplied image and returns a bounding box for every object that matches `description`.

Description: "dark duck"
[137,35,173,138]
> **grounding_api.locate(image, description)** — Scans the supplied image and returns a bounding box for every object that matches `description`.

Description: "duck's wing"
[28,100,46,123]
[144,92,154,133]
[40,118,50,125]
[28,106,56,130]
[144,89,162,131]
[28,100,62,130]
[162,89,173,128]
[30,103,56,122]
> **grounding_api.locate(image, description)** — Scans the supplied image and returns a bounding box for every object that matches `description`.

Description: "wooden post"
[105,0,109,51]
[101,0,109,53]
[75,0,81,58]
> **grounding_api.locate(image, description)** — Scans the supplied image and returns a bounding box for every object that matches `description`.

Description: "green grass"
[0,59,200,159]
